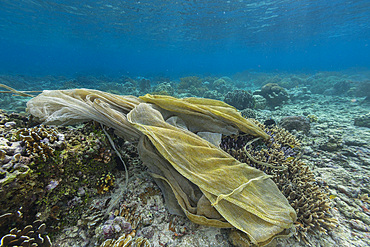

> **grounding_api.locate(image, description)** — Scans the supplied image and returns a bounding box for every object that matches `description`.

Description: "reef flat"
[0,71,369,247]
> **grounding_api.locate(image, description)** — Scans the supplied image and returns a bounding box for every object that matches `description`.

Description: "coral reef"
[220,122,337,244]
[0,219,52,247]
[257,83,289,107]
[224,89,255,110]
[1,72,370,246]
[279,116,311,134]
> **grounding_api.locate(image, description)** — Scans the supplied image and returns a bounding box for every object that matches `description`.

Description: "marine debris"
[26,89,297,246]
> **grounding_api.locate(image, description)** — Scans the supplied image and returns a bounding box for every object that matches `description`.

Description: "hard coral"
[224,89,255,110]
[220,122,337,244]
[12,126,61,161]
[0,220,52,247]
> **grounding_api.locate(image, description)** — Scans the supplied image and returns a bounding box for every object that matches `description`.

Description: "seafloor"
[0,71,369,247]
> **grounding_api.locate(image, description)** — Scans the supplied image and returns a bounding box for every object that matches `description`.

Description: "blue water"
[0,0,369,77]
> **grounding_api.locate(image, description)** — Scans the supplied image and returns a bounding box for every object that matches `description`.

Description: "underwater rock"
[279,116,310,134]
[258,83,289,107]
[354,113,370,128]
[224,89,255,110]
[264,118,276,127]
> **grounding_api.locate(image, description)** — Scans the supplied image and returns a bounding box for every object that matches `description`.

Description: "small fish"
[329,195,337,200]
[286,157,294,161]
[361,205,369,214]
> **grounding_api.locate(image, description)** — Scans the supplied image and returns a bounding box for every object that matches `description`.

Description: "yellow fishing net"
[27,89,296,246]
